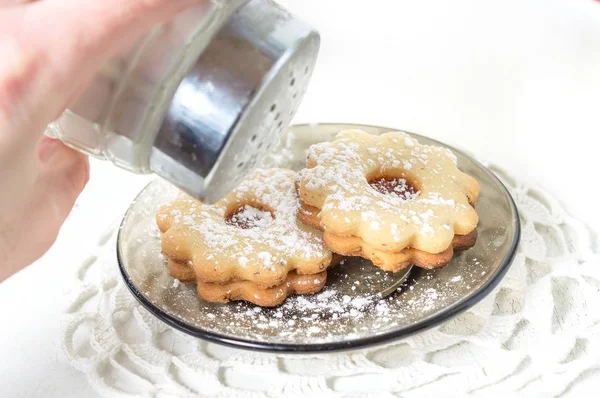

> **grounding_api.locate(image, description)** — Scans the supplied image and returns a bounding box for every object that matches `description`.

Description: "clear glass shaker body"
[47,1,243,174]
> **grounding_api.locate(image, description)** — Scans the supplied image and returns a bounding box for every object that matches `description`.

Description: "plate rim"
[117,122,521,354]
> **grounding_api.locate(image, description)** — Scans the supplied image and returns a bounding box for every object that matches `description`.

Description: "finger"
[37,137,90,186]
[32,139,89,252]
[0,139,89,280]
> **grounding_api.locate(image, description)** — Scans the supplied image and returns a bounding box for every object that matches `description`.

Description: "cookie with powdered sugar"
[297,129,479,272]
[156,168,337,306]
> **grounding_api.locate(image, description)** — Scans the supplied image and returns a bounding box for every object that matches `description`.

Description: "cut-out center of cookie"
[226,205,274,229]
[369,177,419,200]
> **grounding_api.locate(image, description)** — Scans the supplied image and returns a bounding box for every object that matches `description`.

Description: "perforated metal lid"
[150,0,320,203]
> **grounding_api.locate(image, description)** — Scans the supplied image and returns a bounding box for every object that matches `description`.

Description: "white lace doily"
[62,163,600,397]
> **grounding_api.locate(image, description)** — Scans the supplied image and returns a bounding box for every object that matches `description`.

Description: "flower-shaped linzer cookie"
[297,130,480,272]
[156,168,336,306]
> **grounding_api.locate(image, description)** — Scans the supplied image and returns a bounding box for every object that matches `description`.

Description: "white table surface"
[2,1,600,397]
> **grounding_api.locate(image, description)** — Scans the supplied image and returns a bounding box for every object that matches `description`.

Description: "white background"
[283,0,600,231]
[1,0,600,397]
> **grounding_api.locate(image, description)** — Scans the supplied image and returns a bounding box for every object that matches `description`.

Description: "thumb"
[36,137,90,225]
[0,138,89,280]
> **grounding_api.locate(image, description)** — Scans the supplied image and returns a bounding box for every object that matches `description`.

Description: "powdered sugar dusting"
[369,177,419,201]
[150,255,487,344]
[226,205,274,229]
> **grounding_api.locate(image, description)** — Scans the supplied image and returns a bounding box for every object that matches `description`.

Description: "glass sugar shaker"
[47,0,320,203]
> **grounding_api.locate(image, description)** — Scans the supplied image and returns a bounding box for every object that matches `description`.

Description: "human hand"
[0,0,205,281]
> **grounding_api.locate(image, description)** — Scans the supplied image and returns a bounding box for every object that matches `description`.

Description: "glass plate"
[117,123,520,353]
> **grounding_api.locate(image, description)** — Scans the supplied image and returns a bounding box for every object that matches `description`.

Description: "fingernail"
[38,137,63,163]
[83,158,91,187]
